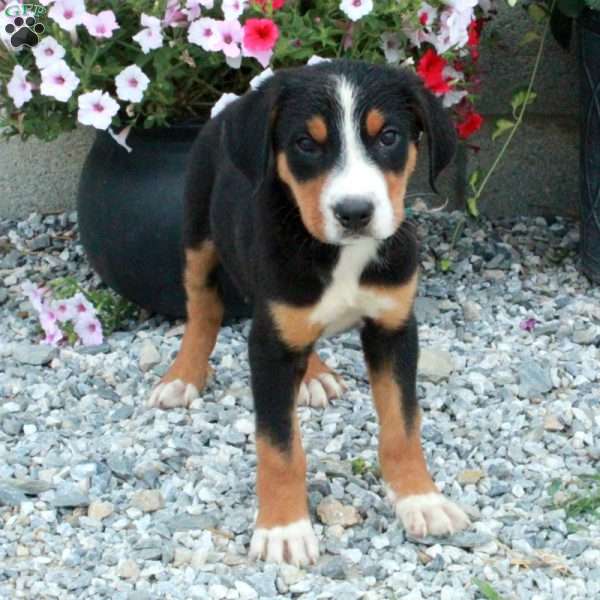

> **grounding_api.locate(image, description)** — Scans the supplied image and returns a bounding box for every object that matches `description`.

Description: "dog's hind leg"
[297,352,346,408]
[148,240,223,408]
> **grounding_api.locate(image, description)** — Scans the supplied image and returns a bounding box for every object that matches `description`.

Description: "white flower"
[115,65,150,103]
[380,32,403,64]
[211,92,239,118]
[40,59,79,102]
[32,36,65,69]
[306,55,331,66]
[7,65,33,109]
[222,0,247,21]
[444,0,478,10]
[418,3,438,27]
[249,67,274,90]
[48,0,86,32]
[77,90,120,130]
[339,0,373,22]
[133,13,164,54]
[184,0,203,20]
[226,54,242,69]
[188,17,220,51]
[441,65,467,107]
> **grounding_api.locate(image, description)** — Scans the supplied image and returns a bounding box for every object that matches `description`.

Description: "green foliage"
[351,458,368,476]
[49,277,138,336]
[473,579,506,600]
[550,473,600,524]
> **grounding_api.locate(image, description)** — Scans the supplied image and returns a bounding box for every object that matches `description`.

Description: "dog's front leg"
[247,315,319,566]
[361,314,470,539]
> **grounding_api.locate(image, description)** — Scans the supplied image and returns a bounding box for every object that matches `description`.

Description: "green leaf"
[511,90,537,115]
[351,458,368,475]
[439,258,453,272]
[467,196,480,218]
[473,579,505,600]
[528,4,548,21]
[492,119,515,141]
[519,30,541,45]
[506,0,519,6]
[468,168,482,192]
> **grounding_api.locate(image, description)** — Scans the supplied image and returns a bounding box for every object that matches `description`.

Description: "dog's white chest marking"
[310,239,394,336]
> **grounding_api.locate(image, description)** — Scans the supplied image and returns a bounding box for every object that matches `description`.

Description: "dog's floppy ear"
[221,80,280,186]
[408,82,457,192]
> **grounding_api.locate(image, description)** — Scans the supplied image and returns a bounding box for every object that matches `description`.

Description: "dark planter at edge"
[579,10,600,284]
[77,125,251,320]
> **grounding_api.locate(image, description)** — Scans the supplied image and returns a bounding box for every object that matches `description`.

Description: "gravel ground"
[0,210,599,600]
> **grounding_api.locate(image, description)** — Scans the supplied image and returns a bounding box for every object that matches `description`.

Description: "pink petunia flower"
[520,318,538,333]
[133,14,164,54]
[32,36,66,70]
[7,65,32,109]
[115,65,150,103]
[22,281,47,313]
[48,0,86,32]
[70,292,95,317]
[222,0,248,21]
[213,20,242,58]
[43,325,63,347]
[188,17,220,51]
[184,0,203,20]
[339,0,373,22]
[40,59,80,102]
[39,306,59,333]
[75,315,103,346]
[242,18,278,53]
[83,10,119,39]
[163,0,187,27]
[53,298,75,322]
[77,90,120,130]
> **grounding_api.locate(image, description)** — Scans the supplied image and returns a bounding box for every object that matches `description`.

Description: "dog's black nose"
[334,197,374,231]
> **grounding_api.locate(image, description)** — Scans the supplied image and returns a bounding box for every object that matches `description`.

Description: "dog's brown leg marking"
[269,301,323,352]
[276,152,328,243]
[384,143,418,225]
[363,271,419,331]
[366,109,385,138]
[369,367,437,498]
[161,242,223,390]
[255,416,309,528]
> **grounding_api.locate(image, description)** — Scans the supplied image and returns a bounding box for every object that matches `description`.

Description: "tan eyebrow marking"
[366,108,385,137]
[306,116,328,144]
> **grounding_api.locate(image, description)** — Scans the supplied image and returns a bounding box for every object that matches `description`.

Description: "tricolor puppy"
[148,60,470,566]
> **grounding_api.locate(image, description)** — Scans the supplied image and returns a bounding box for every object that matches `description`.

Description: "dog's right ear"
[221,80,281,186]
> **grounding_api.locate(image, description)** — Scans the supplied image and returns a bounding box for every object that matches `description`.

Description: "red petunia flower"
[243,18,279,53]
[467,19,483,62]
[253,0,285,10]
[457,110,484,140]
[416,48,451,95]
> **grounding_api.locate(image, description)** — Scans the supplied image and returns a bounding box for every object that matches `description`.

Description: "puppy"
[149,60,470,566]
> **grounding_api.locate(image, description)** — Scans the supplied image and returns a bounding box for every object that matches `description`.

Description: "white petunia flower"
[115,65,150,103]
[32,36,66,69]
[40,59,79,102]
[380,32,403,64]
[211,92,239,118]
[222,0,248,21]
[339,0,373,22]
[188,17,220,51]
[77,90,120,130]
[133,13,164,54]
[48,0,86,32]
[7,65,33,108]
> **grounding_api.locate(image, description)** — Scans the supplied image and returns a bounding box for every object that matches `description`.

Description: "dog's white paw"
[147,379,199,409]
[297,374,344,408]
[392,492,470,538]
[249,518,319,566]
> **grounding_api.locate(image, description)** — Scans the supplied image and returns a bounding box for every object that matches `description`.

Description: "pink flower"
[39,306,59,333]
[77,90,120,130]
[520,318,538,333]
[163,0,187,27]
[22,281,46,313]
[184,0,204,20]
[48,0,86,32]
[43,326,63,347]
[83,10,119,39]
[214,20,242,58]
[32,36,66,70]
[75,315,104,346]
[339,0,373,22]
[7,65,32,109]
[188,17,220,51]
[242,18,278,53]
[133,14,164,54]
[40,59,80,102]
[115,65,150,103]
[222,0,247,21]
[70,292,95,317]
[53,298,75,322]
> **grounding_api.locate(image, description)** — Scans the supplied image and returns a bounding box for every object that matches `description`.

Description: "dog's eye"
[379,128,400,147]
[296,136,320,154]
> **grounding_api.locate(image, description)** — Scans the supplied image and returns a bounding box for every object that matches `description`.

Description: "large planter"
[77,126,251,320]
[578,10,600,284]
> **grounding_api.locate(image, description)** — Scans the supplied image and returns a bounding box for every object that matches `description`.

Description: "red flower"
[457,111,484,140]
[243,18,279,53]
[253,0,285,10]
[467,19,483,62]
[417,49,451,95]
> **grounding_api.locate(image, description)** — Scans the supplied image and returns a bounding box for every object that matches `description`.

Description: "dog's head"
[223,60,456,245]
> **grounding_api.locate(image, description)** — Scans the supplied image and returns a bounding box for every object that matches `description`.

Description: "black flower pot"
[77,126,251,320]
[578,10,600,284]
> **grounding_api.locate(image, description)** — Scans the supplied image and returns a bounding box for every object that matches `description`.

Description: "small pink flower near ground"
[83,10,119,39]
[77,90,120,130]
[70,292,95,318]
[7,65,32,109]
[43,326,64,347]
[32,36,66,70]
[53,298,76,322]
[48,0,86,32]
[520,318,538,333]
[22,281,46,312]
[40,59,80,102]
[115,65,150,103]
[75,315,104,346]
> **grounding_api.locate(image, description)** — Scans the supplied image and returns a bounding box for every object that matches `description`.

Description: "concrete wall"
[0,6,580,220]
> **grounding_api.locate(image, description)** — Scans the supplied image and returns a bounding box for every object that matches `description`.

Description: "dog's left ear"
[221,79,281,186]
[408,81,457,193]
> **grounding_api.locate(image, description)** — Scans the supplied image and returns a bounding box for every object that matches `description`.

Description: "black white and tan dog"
[148,59,470,566]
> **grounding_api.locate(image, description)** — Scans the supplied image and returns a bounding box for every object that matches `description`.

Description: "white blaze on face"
[320,76,396,243]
